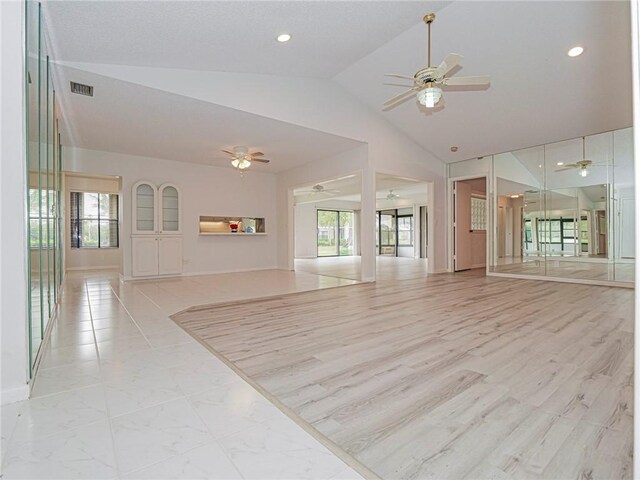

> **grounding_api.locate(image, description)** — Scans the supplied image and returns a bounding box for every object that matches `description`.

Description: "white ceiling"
[53,64,363,172]
[335,1,633,162]
[43,1,633,169]
[43,1,449,79]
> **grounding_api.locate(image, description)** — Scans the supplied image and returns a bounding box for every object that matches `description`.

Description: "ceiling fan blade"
[443,75,491,86]
[250,152,265,157]
[385,73,416,80]
[435,53,464,78]
[384,82,415,87]
[251,158,270,163]
[221,149,235,156]
[383,86,421,107]
[555,167,576,172]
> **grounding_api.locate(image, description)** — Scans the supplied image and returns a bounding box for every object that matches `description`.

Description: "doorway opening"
[452,177,487,272]
[292,174,362,281]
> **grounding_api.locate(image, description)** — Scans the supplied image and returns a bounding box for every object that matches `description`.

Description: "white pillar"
[630,0,640,477]
[1,0,30,404]
[360,161,376,282]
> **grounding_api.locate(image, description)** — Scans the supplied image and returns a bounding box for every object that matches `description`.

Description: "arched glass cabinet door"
[132,181,157,234]
[159,183,181,234]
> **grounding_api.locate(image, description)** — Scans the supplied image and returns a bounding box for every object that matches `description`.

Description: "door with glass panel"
[378,210,396,256]
[159,183,181,234]
[317,209,355,257]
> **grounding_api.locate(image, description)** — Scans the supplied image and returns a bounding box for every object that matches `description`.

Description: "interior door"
[454,181,472,271]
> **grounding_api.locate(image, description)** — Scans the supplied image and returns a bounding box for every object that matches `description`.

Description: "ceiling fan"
[377,189,400,200]
[383,13,491,110]
[554,137,604,177]
[298,184,341,196]
[222,146,270,171]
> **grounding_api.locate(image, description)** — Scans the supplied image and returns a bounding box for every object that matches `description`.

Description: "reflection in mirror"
[489,128,633,284]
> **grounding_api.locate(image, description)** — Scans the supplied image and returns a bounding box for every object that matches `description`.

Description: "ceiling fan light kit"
[222,146,271,173]
[417,86,442,108]
[383,12,491,111]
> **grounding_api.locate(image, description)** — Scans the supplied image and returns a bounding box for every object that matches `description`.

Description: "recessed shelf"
[199,216,266,234]
[199,232,268,236]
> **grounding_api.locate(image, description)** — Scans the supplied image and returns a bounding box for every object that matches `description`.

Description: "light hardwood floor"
[173,269,633,479]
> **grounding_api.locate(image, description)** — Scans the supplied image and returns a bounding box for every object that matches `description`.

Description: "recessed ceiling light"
[557,161,564,166]
[510,194,520,198]
[276,33,291,43]
[450,146,458,152]
[567,46,583,57]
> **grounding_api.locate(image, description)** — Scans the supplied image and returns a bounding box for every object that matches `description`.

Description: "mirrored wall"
[450,127,634,285]
[26,0,63,374]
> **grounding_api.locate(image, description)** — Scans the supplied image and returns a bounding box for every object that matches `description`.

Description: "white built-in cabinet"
[131,181,183,277]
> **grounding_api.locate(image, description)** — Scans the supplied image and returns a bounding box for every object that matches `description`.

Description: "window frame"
[70,191,120,249]
[397,215,414,247]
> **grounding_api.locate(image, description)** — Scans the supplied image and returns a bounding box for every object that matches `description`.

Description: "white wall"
[59,63,448,275]
[631,1,640,475]
[1,0,30,404]
[64,174,123,271]
[63,147,279,279]
[294,200,361,258]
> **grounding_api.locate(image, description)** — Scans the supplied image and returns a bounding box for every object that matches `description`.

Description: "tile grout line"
[177,393,247,480]
[107,283,154,347]
[87,279,125,480]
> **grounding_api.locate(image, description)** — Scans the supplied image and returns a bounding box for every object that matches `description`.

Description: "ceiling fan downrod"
[424,13,436,68]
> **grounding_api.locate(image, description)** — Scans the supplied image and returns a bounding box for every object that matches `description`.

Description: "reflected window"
[28,188,56,249]
[70,192,119,248]
[471,196,487,230]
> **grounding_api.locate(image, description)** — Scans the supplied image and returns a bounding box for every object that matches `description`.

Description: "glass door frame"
[316,209,355,257]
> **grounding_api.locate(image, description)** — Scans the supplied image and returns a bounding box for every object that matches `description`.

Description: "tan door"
[454,181,472,271]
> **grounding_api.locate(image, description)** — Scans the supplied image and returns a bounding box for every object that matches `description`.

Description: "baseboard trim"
[66,265,120,272]
[123,266,281,282]
[2,384,29,405]
[487,271,633,289]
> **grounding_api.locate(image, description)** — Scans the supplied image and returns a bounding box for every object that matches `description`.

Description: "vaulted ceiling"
[43,1,633,168]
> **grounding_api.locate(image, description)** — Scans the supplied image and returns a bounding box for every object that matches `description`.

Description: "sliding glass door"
[317,210,354,257]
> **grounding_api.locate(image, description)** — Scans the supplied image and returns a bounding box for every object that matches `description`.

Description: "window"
[397,216,413,246]
[29,188,56,249]
[537,217,578,250]
[70,192,119,248]
[317,209,354,256]
[524,219,533,250]
[471,196,487,230]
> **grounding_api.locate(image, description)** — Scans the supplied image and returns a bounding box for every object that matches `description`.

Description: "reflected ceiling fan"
[222,146,270,171]
[377,189,400,200]
[383,13,491,110]
[554,137,604,177]
[299,184,341,196]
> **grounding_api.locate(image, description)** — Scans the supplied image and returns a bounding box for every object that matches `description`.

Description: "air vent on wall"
[70,81,93,96]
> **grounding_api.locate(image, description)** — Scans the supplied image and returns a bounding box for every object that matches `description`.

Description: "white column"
[631,0,640,477]
[360,162,376,282]
[1,0,30,404]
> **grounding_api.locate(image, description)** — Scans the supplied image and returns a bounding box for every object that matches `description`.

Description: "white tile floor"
[2,269,363,479]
